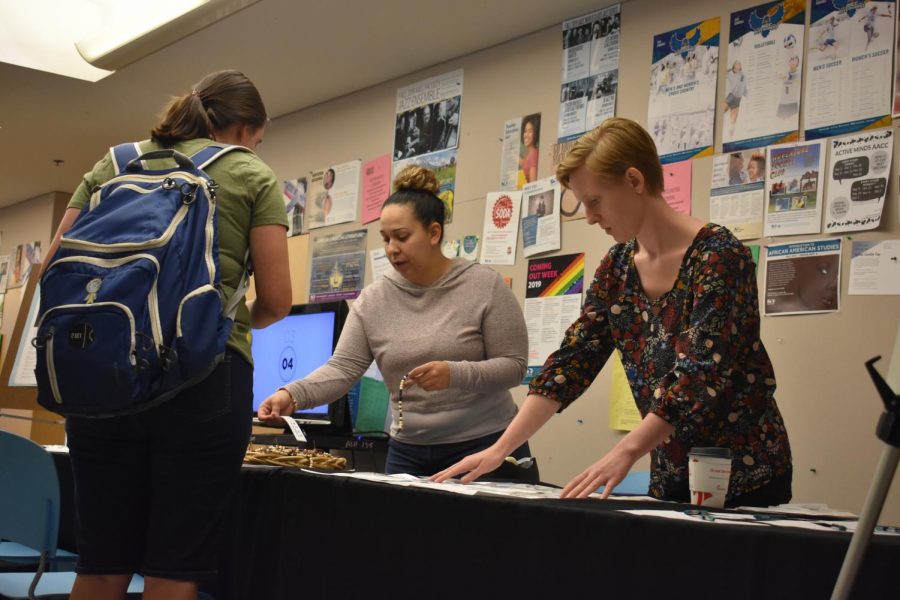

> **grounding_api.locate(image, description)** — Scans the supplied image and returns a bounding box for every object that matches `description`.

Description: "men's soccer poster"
[804,0,895,139]
[648,17,720,164]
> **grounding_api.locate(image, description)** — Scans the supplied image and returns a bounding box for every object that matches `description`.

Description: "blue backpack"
[34,142,250,418]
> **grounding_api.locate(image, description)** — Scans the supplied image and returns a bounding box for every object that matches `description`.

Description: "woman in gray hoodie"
[259,166,532,477]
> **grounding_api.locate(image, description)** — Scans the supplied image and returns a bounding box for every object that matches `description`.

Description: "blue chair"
[0,430,143,599]
[597,470,651,496]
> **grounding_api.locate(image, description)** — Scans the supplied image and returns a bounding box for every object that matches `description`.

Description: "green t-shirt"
[68,138,288,365]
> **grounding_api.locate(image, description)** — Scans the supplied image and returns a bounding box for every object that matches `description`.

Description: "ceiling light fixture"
[75,0,261,71]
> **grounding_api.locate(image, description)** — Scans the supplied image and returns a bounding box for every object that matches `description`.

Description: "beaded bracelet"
[397,375,408,431]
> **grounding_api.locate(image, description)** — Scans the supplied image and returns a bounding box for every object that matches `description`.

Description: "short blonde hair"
[556,117,664,195]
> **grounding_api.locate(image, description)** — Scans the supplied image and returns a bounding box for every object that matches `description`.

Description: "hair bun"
[393,165,440,195]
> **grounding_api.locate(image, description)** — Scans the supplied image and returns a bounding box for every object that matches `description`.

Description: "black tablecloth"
[215,467,898,600]
[52,455,898,599]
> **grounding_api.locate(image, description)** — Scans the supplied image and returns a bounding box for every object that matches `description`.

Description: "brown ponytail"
[151,70,268,147]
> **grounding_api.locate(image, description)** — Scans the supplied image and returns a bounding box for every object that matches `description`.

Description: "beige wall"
[0,191,68,437]
[260,0,900,523]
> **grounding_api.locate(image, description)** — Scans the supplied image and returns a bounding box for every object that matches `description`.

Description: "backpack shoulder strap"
[190,143,250,171]
[190,142,254,321]
[109,142,145,175]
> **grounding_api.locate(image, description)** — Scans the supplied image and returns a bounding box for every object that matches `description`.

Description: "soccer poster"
[804,0,895,139]
[648,17,720,164]
[723,0,805,152]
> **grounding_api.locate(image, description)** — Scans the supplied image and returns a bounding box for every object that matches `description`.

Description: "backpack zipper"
[44,254,163,354]
[37,302,138,364]
[176,285,217,337]
[88,172,209,211]
[61,203,190,253]
[45,329,63,404]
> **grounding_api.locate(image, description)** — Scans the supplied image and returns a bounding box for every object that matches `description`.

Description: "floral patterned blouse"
[529,224,792,501]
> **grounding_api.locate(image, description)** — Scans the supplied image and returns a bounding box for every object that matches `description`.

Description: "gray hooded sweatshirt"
[283,258,528,444]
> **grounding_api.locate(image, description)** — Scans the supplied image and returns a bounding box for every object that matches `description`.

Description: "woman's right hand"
[430,445,506,484]
[257,389,295,423]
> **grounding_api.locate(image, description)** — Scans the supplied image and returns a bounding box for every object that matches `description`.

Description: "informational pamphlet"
[558,5,621,141]
[648,17,720,163]
[500,114,542,190]
[520,177,561,258]
[608,351,642,431]
[522,253,585,384]
[360,154,392,225]
[368,248,392,283]
[710,149,766,240]
[480,191,522,266]
[306,160,361,230]
[0,255,10,292]
[392,148,458,224]
[804,0,895,139]
[722,0,805,151]
[848,239,900,295]
[661,160,692,215]
[309,229,367,302]
[764,238,842,315]
[764,140,826,237]
[825,128,893,233]
[394,69,462,161]
[282,177,307,237]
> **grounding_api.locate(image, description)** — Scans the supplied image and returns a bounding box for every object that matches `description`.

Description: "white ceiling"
[0,0,613,209]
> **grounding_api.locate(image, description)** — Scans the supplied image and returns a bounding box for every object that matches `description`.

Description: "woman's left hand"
[560,445,640,499]
[405,361,451,391]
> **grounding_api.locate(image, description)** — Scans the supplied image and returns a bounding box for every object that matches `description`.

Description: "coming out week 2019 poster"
[522,253,584,384]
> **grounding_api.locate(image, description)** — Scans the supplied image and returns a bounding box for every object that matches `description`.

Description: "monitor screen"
[251,301,349,427]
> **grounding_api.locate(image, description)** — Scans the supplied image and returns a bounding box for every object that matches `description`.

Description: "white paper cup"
[688,448,732,509]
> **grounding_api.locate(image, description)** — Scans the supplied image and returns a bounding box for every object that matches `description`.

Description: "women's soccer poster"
[722,0,805,152]
[648,17,720,164]
[804,0,895,139]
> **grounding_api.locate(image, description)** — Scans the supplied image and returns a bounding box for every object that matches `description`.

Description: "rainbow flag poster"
[522,253,585,384]
[525,253,585,299]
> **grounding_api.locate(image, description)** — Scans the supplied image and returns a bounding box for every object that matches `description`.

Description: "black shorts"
[725,93,742,109]
[66,351,252,581]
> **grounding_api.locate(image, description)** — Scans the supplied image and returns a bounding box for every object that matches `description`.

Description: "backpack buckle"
[180,182,199,205]
[32,329,53,349]
[159,345,178,371]
[206,179,219,200]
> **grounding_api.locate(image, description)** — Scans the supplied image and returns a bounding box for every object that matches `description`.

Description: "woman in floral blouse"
[435,118,792,506]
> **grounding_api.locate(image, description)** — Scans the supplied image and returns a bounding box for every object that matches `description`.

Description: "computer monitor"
[251,301,351,431]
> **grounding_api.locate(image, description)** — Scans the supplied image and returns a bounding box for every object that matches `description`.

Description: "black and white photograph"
[393,96,461,160]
